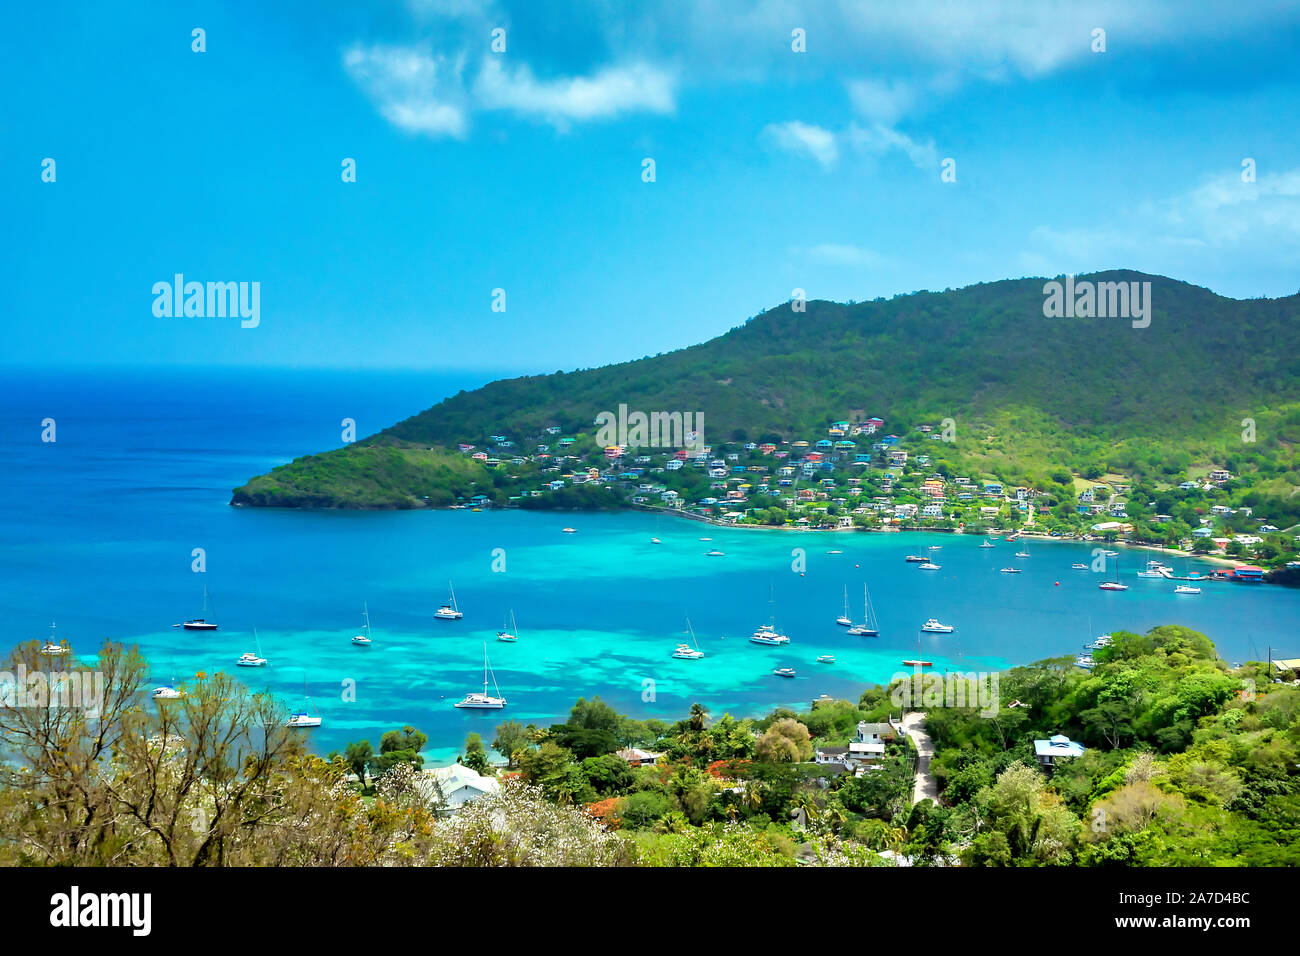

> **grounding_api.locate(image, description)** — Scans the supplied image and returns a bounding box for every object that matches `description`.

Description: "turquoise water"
[2,370,1297,763]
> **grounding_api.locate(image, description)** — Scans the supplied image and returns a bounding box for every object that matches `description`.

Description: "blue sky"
[5,0,1300,371]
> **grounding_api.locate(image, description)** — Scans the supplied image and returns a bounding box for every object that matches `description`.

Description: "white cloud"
[761,121,839,167]
[344,44,468,138]
[344,41,676,137]
[805,244,890,268]
[1022,167,1300,274]
[845,122,937,171]
[846,78,919,126]
[473,59,676,125]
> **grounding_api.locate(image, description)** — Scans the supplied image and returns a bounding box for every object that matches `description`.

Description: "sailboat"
[846,584,880,635]
[835,585,853,626]
[497,609,519,642]
[980,539,995,548]
[672,616,705,659]
[434,582,463,620]
[454,643,507,708]
[237,628,268,666]
[39,621,68,656]
[1098,559,1129,591]
[903,631,933,667]
[352,603,374,646]
[750,586,790,644]
[1014,543,1030,559]
[181,585,219,630]
[286,679,322,728]
[152,660,183,699]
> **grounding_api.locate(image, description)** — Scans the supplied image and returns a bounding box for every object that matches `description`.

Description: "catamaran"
[846,584,880,636]
[751,587,791,644]
[180,585,219,630]
[497,609,520,643]
[816,654,836,664]
[672,616,705,659]
[750,624,790,645]
[921,618,954,633]
[39,622,68,656]
[835,586,853,626]
[286,697,322,727]
[454,644,507,709]
[237,629,268,666]
[352,603,374,646]
[435,582,463,620]
[772,666,797,678]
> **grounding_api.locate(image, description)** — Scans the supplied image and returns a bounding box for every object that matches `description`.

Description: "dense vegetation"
[232,271,1300,516]
[8,622,1290,867]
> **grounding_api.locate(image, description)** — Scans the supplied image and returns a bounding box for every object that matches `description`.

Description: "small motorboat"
[905,555,927,563]
[1000,567,1022,574]
[772,666,797,678]
[1071,563,1088,569]
[705,549,725,556]
[1174,584,1201,594]
[918,562,941,570]
[562,527,576,533]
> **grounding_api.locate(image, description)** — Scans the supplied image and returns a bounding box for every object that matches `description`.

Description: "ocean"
[2,368,1296,763]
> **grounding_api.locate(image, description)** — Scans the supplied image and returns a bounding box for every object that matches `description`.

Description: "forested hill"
[232,271,1300,508]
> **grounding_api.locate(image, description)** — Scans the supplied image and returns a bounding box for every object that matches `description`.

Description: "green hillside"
[231,271,1300,514]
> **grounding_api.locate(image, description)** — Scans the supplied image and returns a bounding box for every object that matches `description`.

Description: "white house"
[1033,734,1085,771]
[420,764,500,812]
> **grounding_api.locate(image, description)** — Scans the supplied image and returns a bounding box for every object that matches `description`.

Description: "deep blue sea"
[2,368,1297,762]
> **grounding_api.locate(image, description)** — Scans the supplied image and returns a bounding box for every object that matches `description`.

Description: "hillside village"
[449,415,1300,573]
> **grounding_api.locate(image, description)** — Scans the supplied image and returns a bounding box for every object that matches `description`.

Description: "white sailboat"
[181,585,219,630]
[672,616,705,659]
[286,679,322,727]
[237,628,268,666]
[152,661,183,700]
[39,621,68,656]
[750,586,790,644]
[352,603,374,646]
[435,581,463,620]
[835,585,853,626]
[497,609,520,642]
[846,584,880,635]
[455,643,507,708]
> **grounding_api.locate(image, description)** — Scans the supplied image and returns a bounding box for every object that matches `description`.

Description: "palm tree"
[823,803,848,834]
[687,702,710,732]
